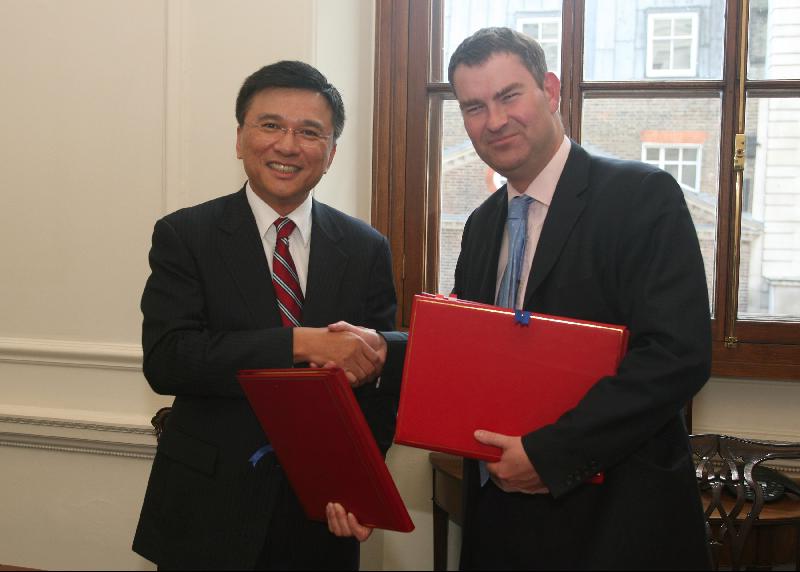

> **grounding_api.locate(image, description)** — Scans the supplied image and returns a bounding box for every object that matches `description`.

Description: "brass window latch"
[733,133,745,172]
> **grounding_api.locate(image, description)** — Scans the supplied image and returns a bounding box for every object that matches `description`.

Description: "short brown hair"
[448,27,548,92]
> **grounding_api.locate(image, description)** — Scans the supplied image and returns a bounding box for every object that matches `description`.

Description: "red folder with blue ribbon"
[395,293,629,468]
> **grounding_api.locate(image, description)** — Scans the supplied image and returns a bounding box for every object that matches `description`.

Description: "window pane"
[652,41,671,70]
[542,22,559,39]
[684,148,698,161]
[673,40,692,70]
[438,98,497,295]
[544,44,559,68]
[585,0,723,80]
[674,17,693,36]
[682,165,697,188]
[653,19,671,38]
[582,97,721,315]
[665,164,680,179]
[748,0,800,80]
[738,97,800,320]
[665,148,680,161]
[440,0,563,81]
[523,23,540,38]
[646,147,660,161]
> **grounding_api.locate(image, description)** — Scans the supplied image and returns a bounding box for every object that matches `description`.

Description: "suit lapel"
[476,189,508,304]
[303,200,347,324]
[523,142,590,307]
[216,188,282,326]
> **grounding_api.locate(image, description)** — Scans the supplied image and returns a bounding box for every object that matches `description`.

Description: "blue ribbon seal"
[249,444,274,467]
[514,309,532,326]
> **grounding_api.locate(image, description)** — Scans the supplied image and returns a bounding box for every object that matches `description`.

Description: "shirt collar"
[507,135,571,205]
[245,182,313,246]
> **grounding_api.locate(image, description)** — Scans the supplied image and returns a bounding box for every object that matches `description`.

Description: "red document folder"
[395,294,629,461]
[237,368,414,533]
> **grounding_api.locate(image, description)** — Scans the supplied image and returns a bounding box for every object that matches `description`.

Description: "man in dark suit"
[335,27,712,567]
[446,27,712,570]
[132,60,398,570]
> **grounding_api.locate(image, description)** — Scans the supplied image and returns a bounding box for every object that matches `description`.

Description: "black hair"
[235,60,345,141]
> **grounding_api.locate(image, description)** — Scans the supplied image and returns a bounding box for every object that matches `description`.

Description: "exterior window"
[516,16,561,77]
[642,144,702,192]
[646,12,699,77]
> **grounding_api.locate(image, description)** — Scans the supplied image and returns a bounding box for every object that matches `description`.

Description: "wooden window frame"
[372,0,800,381]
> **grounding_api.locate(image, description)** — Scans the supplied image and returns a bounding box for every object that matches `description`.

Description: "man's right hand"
[293,327,382,386]
[326,321,387,363]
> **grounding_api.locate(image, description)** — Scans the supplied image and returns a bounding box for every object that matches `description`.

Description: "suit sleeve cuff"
[522,425,602,499]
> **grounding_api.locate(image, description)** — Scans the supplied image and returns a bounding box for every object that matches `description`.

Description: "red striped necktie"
[272,217,304,327]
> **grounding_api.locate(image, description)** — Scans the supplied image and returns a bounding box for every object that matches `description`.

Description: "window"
[642,144,703,193]
[373,0,800,380]
[646,12,699,77]
[516,16,561,77]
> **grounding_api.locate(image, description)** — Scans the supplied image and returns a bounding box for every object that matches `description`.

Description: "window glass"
[738,97,800,320]
[642,145,703,192]
[748,0,800,80]
[584,0,725,81]
[646,13,699,77]
[519,16,561,77]
[582,97,721,314]
[437,97,497,295]
[439,0,562,82]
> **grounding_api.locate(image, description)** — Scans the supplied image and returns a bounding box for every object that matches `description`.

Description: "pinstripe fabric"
[272,217,304,327]
[135,190,402,568]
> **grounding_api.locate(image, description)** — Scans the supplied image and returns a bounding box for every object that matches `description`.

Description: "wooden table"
[430,452,464,571]
[430,452,800,571]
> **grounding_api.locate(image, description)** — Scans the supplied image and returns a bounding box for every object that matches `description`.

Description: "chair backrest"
[690,433,800,570]
[150,406,172,442]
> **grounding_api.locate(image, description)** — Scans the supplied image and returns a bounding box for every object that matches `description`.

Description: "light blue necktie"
[480,194,534,487]
[496,195,534,309]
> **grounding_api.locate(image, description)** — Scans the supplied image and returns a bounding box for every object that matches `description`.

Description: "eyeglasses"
[246,121,332,147]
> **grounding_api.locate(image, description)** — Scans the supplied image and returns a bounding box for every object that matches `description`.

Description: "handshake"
[293,321,387,387]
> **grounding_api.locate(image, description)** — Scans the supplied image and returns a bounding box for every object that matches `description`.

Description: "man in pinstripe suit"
[133,61,399,570]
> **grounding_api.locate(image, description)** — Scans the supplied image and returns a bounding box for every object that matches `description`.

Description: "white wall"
[0,1,378,569]
[1,1,799,571]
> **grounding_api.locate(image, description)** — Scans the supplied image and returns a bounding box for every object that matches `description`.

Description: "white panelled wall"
[0,1,798,570]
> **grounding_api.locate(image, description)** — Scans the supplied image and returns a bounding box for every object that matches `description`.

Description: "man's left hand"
[474,430,550,495]
[326,502,373,542]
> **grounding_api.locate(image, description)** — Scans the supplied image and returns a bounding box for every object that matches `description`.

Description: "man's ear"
[236,125,243,159]
[543,72,561,113]
[324,143,337,174]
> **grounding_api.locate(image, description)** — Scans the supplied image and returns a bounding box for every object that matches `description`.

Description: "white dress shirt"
[245,183,313,294]
[495,135,571,307]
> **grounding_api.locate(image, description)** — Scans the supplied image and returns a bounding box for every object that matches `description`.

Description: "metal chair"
[690,433,800,570]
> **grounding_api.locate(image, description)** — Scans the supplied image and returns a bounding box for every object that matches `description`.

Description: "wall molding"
[0,337,142,371]
[0,414,153,436]
[0,413,156,460]
[0,431,155,460]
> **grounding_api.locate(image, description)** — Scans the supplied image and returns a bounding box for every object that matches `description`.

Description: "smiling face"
[452,52,564,190]
[236,87,337,215]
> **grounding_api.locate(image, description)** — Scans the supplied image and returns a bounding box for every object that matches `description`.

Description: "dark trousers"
[461,481,577,571]
[254,461,359,571]
[461,479,710,571]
